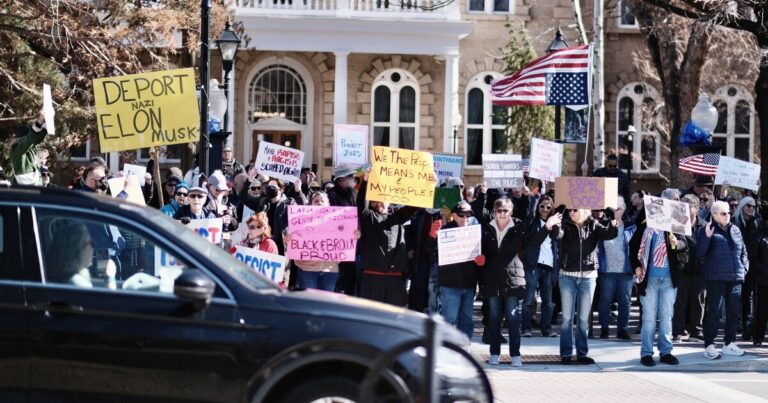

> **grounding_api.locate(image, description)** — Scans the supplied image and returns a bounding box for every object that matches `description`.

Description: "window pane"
[620,0,636,25]
[373,127,390,146]
[467,128,483,165]
[492,129,506,153]
[399,86,416,123]
[469,0,484,11]
[374,86,391,123]
[491,104,506,125]
[493,0,509,12]
[735,137,750,161]
[714,100,727,134]
[467,89,484,125]
[399,128,415,150]
[617,133,632,170]
[640,134,657,170]
[618,97,634,131]
[735,100,751,134]
[711,135,727,151]
[250,65,307,124]
[641,97,656,132]
[70,142,87,159]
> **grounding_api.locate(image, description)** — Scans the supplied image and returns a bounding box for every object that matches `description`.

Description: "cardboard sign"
[367,146,437,208]
[433,153,464,185]
[43,84,55,135]
[437,225,482,266]
[287,206,358,261]
[187,218,224,244]
[255,141,305,183]
[529,138,563,182]
[715,156,761,192]
[643,195,692,236]
[107,176,146,206]
[123,163,147,186]
[482,154,524,188]
[554,177,618,209]
[333,124,368,168]
[433,187,461,209]
[233,245,288,283]
[93,68,199,153]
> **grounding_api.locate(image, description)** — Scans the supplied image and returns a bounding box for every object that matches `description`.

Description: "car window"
[36,211,189,294]
[0,206,23,281]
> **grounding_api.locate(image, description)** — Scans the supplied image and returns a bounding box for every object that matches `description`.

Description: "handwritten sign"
[107,176,146,206]
[715,156,761,192]
[434,187,461,209]
[287,205,358,261]
[367,146,437,208]
[93,68,199,153]
[433,153,464,185]
[643,195,692,236]
[153,247,185,293]
[233,245,288,283]
[187,218,224,244]
[554,177,618,209]
[530,138,563,182]
[437,225,482,266]
[123,163,147,186]
[334,124,368,168]
[483,154,524,188]
[255,141,305,183]
[43,84,56,135]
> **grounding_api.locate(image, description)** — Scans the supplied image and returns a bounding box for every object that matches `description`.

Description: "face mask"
[265,185,279,198]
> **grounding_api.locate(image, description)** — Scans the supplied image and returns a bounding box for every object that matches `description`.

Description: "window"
[465,73,506,166]
[615,83,660,173]
[371,69,419,149]
[248,64,307,125]
[712,85,755,162]
[618,0,638,27]
[70,138,91,161]
[137,144,183,163]
[467,0,512,13]
[0,207,22,279]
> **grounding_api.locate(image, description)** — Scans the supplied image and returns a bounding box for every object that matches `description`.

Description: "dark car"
[0,186,491,402]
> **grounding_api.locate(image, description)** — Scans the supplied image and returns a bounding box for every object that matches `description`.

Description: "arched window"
[465,72,505,166]
[712,85,755,162]
[615,83,660,173]
[248,64,307,125]
[371,69,419,149]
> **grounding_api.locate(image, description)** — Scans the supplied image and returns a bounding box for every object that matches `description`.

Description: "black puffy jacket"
[555,217,617,273]
[480,219,527,298]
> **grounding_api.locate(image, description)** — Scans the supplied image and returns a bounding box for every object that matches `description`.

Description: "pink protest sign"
[287,205,358,261]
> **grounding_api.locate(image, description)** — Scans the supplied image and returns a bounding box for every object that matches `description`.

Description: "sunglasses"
[745,204,757,208]
[175,192,188,197]
[250,186,261,191]
[188,194,205,199]
[248,225,264,230]
[495,209,510,214]
[455,212,472,218]
[568,209,578,213]
[699,198,709,202]
[539,205,553,210]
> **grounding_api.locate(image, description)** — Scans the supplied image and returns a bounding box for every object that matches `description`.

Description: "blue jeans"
[640,276,677,357]
[522,266,554,333]
[704,281,742,346]
[488,296,521,356]
[439,287,475,340]
[559,275,596,358]
[297,269,339,292]
[598,273,634,331]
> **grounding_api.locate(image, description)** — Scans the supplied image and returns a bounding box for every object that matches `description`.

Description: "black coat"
[555,217,618,273]
[480,219,527,298]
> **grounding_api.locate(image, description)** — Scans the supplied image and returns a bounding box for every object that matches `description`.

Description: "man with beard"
[588,154,630,207]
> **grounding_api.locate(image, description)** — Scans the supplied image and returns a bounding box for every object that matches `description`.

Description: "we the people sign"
[287,205,358,261]
[93,68,199,153]
[367,146,437,208]
[255,141,305,183]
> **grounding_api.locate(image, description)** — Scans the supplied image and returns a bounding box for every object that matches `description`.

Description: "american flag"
[679,153,720,176]
[491,45,591,106]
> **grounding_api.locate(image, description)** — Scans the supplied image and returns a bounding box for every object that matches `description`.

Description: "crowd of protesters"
[4,112,764,369]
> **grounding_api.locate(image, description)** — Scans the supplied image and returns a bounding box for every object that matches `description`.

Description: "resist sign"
[233,245,287,283]
[93,68,199,153]
[287,206,358,262]
[187,218,224,245]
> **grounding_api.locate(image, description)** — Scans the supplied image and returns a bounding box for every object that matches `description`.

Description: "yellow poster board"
[367,146,437,208]
[93,68,199,153]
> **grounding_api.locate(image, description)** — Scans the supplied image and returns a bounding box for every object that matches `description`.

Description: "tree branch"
[640,0,760,33]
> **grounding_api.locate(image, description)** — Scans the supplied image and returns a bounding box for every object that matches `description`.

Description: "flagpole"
[591,0,605,170]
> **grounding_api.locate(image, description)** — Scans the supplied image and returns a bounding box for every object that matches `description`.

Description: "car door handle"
[30,301,85,315]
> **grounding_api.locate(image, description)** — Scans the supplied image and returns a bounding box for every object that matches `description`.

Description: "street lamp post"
[208,22,241,175]
[546,29,569,141]
[217,21,241,133]
[199,0,211,177]
[626,124,636,191]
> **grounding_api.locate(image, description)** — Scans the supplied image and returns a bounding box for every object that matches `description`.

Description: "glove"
[604,207,615,220]
[428,220,442,238]
[180,217,191,225]
[474,255,486,267]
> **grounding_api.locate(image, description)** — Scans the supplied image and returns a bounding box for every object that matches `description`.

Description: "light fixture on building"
[691,92,718,135]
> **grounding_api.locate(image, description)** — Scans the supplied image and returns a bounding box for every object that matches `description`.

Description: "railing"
[236,0,458,18]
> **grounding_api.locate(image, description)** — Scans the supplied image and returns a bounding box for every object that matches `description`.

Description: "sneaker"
[617,329,631,340]
[722,342,745,357]
[600,328,609,339]
[549,331,559,338]
[561,357,572,365]
[521,330,532,338]
[672,334,683,342]
[488,354,500,365]
[576,356,595,365]
[640,355,656,367]
[660,354,679,365]
[511,356,523,367]
[703,344,721,360]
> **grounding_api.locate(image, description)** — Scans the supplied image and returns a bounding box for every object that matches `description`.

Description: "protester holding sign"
[11,110,48,186]
[239,178,307,256]
[240,213,279,255]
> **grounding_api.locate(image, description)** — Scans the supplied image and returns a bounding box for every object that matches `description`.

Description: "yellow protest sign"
[93,68,199,153]
[367,146,437,208]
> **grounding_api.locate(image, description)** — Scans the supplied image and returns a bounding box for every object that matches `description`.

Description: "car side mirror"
[174,269,215,309]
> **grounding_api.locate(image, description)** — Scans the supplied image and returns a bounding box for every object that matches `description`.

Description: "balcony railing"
[236,0,459,19]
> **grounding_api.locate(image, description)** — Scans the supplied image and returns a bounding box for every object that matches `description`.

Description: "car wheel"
[274,376,359,403]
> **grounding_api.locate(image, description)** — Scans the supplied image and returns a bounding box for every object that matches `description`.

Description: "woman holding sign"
[240,213,279,255]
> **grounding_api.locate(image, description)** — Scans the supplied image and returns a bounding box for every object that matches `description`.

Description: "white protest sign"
[482,154,524,188]
[255,141,305,183]
[433,153,464,185]
[643,195,692,236]
[43,84,55,135]
[437,225,482,266]
[123,163,147,186]
[241,204,255,223]
[233,245,288,284]
[187,218,224,244]
[334,124,368,168]
[153,247,185,293]
[530,138,563,182]
[715,156,761,192]
[107,176,146,206]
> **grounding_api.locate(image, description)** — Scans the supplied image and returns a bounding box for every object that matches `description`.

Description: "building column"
[443,54,459,153]
[333,51,349,125]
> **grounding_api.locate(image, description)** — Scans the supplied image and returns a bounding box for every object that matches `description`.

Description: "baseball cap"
[207,170,229,191]
[452,201,472,214]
